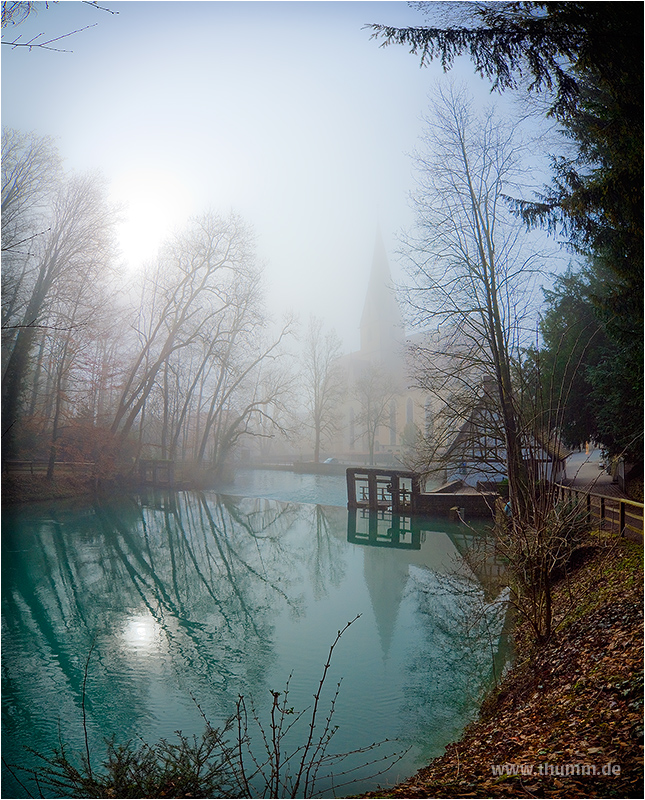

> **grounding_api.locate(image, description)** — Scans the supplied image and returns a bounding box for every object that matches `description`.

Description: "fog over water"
[2,6,557,790]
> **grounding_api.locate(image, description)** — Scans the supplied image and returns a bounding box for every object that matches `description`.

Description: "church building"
[331,234,433,466]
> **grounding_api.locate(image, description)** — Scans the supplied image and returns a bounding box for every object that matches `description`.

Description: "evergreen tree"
[370,1,643,460]
[533,266,606,450]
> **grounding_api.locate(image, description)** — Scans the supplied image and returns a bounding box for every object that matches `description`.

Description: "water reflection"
[348,508,422,549]
[2,491,509,798]
[3,494,302,757]
[121,613,163,652]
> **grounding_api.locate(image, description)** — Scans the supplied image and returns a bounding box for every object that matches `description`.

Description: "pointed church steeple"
[359,231,405,373]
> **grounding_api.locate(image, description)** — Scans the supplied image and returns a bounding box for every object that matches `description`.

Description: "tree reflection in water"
[2,494,317,777]
[345,508,510,762]
[2,493,509,798]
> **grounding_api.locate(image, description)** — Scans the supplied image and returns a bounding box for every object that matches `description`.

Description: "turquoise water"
[2,473,508,797]
[211,467,351,507]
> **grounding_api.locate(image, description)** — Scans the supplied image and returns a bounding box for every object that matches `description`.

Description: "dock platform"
[346,467,496,519]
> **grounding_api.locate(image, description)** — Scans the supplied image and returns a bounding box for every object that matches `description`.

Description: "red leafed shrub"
[56,423,134,479]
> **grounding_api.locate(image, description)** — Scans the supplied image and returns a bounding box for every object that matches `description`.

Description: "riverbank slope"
[2,473,100,504]
[363,533,643,799]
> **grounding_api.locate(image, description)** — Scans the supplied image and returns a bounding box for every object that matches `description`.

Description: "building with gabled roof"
[441,388,571,487]
[329,233,435,466]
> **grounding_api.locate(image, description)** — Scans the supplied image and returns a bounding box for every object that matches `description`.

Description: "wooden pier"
[346,467,496,519]
[345,468,422,514]
[138,459,175,488]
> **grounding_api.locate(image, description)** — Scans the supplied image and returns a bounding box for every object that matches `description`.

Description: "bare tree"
[1,128,59,254]
[1,1,117,53]
[2,170,118,458]
[1,2,38,31]
[109,212,257,445]
[110,211,294,477]
[403,88,603,644]
[354,362,397,466]
[193,323,294,473]
[0,141,293,482]
[301,316,344,462]
[403,85,547,518]
[42,243,120,478]
[1,128,61,352]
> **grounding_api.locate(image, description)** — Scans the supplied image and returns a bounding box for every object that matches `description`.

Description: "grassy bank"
[363,533,643,799]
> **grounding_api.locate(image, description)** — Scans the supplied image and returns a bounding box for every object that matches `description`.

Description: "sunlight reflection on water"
[121,614,161,652]
[2,482,508,798]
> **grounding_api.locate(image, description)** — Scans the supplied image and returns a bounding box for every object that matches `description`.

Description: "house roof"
[444,392,573,464]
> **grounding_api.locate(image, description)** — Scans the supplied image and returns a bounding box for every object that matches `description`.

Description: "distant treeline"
[2,129,294,480]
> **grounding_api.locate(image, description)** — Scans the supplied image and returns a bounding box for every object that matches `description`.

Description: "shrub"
[496,501,590,643]
[4,616,404,799]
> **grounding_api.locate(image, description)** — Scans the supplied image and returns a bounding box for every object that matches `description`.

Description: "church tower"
[359,231,406,379]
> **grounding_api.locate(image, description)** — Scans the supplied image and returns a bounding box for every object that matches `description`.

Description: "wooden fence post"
[368,472,377,510]
[346,469,356,508]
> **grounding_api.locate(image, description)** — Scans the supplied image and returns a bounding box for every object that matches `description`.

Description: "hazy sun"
[110,168,194,270]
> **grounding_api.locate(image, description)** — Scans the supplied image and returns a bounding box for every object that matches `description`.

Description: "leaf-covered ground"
[361,535,643,799]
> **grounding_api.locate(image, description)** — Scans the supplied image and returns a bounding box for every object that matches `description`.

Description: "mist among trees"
[374,0,643,491]
[1,128,295,480]
[2,1,642,496]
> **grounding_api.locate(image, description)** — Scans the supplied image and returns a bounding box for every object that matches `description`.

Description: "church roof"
[359,231,405,364]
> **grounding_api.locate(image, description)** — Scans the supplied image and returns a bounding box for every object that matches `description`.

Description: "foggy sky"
[2,1,511,351]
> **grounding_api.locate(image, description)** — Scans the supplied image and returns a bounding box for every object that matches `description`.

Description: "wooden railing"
[555,483,643,539]
[3,460,96,475]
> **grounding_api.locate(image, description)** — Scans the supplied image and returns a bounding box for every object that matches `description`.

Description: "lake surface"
[2,471,508,798]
